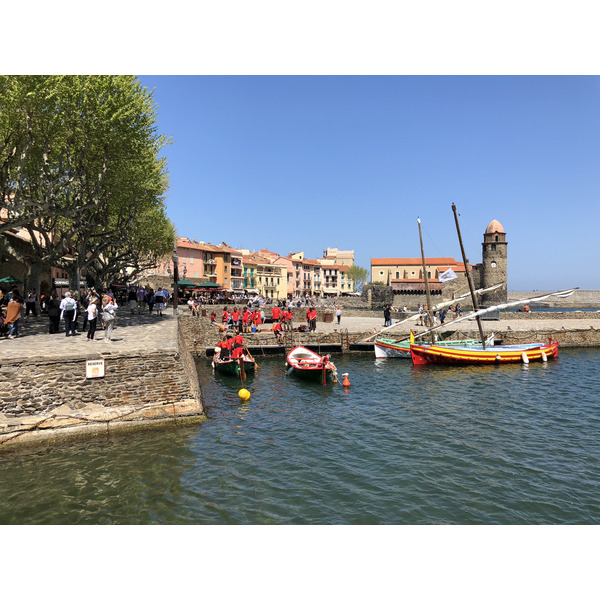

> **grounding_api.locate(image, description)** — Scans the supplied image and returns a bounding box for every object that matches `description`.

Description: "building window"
[194,272,198,278]
[491,244,496,251]
[396,271,399,279]
[190,257,194,264]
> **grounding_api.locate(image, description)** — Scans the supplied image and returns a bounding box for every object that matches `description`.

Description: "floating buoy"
[238,388,251,401]
[342,373,351,387]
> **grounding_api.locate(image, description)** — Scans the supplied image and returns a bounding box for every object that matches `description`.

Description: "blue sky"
[139,75,600,291]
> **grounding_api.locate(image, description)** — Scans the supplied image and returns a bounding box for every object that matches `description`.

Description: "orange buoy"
[342,373,350,387]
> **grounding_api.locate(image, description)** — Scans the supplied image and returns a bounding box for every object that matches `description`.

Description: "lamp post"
[172,245,179,315]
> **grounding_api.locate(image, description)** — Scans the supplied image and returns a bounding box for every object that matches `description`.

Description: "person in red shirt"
[284,308,293,331]
[308,308,318,332]
[272,305,281,322]
[231,308,241,333]
[222,308,229,323]
[242,308,250,333]
[273,321,283,344]
[216,335,230,358]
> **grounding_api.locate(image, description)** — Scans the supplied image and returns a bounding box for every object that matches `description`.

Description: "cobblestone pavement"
[1,306,178,361]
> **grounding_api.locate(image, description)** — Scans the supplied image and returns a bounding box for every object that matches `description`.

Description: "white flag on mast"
[439,268,458,282]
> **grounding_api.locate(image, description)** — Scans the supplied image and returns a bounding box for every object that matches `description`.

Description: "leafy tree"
[0,75,174,293]
[346,265,369,293]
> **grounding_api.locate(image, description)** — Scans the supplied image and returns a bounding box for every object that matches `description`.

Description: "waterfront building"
[370,219,508,306]
[323,247,355,267]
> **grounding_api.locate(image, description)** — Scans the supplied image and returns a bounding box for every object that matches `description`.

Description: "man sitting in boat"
[217,334,232,358]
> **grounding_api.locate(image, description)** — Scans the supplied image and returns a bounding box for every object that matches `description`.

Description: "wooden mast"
[417,217,435,342]
[452,203,487,350]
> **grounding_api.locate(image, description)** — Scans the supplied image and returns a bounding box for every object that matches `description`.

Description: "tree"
[0,75,174,293]
[346,265,369,293]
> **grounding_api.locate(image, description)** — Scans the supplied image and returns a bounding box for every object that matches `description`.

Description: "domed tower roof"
[485,219,504,234]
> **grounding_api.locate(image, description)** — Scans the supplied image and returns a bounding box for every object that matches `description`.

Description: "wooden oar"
[238,357,246,382]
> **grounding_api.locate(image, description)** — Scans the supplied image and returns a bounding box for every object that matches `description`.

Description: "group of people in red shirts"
[220,307,264,333]
[216,333,247,360]
[214,304,318,345]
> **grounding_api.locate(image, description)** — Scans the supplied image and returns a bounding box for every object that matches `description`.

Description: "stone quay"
[3,296,600,452]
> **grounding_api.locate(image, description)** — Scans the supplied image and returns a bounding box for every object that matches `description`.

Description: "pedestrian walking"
[5,293,23,339]
[25,289,38,319]
[60,292,78,336]
[87,297,99,341]
[384,304,392,327]
[47,292,61,333]
[336,306,342,325]
[102,294,118,342]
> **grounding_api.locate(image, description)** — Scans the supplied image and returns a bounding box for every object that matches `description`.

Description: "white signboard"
[86,359,105,379]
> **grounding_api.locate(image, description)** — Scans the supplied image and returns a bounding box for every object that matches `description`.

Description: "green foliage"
[346,265,369,292]
[0,75,174,283]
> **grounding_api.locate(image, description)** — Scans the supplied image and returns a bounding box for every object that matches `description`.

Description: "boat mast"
[417,217,435,342]
[451,203,487,350]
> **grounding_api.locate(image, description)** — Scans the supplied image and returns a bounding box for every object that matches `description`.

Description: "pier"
[3,304,600,451]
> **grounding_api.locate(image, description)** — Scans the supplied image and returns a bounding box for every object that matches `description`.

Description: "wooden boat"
[212,353,256,378]
[409,203,577,367]
[375,334,491,359]
[410,338,559,365]
[368,216,505,360]
[286,346,338,384]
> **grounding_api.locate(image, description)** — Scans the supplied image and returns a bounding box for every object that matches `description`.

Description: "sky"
[138,75,600,291]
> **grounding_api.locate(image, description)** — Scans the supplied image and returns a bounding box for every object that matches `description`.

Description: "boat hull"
[213,357,256,377]
[286,346,337,383]
[374,336,486,359]
[410,342,559,365]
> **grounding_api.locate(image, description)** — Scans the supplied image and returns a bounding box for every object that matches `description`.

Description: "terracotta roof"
[485,219,505,234]
[371,257,460,266]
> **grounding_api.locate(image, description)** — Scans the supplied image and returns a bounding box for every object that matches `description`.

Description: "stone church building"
[370,219,508,309]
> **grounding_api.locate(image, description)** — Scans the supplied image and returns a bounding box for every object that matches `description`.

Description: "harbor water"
[1,348,599,525]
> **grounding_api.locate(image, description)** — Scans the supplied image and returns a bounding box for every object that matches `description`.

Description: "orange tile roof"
[371,257,460,266]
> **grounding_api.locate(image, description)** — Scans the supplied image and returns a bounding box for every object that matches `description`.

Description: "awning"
[196,282,221,288]
[177,279,196,287]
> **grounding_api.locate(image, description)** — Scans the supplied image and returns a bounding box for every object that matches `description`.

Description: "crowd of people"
[0,285,123,342]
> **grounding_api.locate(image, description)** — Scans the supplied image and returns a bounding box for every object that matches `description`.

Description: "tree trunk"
[26,261,42,313]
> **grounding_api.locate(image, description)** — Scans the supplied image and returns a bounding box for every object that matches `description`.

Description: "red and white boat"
[286,346,338,384]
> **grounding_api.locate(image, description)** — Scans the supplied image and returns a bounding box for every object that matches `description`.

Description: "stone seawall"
[0,318,205,452]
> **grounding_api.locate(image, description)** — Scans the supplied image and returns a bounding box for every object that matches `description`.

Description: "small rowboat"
[213,353,256,377]
[410,340,559,365]
[286,346,338,384]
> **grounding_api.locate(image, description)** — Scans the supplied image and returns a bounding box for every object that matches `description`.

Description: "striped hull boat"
[374,336,485,359]
[410,341,559,365]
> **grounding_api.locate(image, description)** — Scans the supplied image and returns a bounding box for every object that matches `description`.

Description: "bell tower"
[481,219,507,307]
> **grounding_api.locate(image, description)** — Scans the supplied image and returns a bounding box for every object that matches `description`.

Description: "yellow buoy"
[238,388,251,401]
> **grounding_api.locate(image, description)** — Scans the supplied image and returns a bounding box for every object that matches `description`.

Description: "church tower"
[481,219,507,307]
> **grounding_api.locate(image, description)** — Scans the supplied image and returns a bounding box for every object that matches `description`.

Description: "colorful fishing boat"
[375,334,490,359]
[212,353,256,377]
[408,203,575,367]
[410,338,559,365]
[286,346,338,384]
